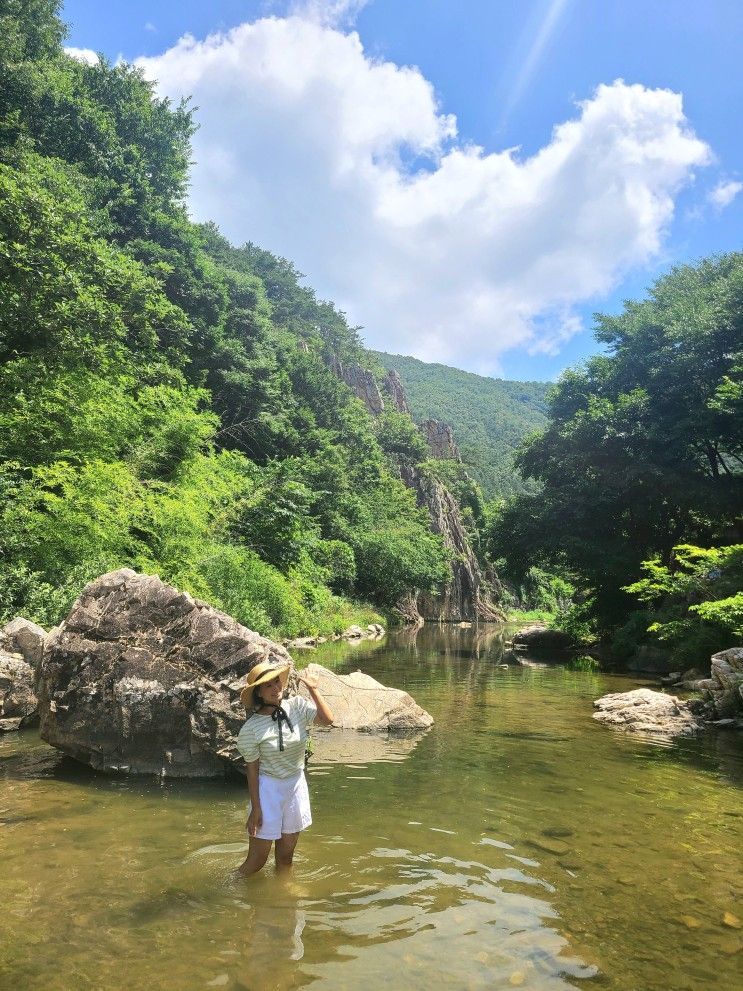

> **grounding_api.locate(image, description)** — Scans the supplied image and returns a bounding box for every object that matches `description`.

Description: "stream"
[1,624,741,990]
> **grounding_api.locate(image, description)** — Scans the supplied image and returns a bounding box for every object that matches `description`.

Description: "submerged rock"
[0,650,38,731]
[297,662,433,733]
[592,688,704,737]
[38,568,291,777]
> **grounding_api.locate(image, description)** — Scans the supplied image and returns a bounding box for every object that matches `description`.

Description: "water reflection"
[1,626,742,991]
[309,727,429,766]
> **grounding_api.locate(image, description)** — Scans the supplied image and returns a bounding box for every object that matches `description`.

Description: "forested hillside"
[0,0,451,637]
[372,352,549,498]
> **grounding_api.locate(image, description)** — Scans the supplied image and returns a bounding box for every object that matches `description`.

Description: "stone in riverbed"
[297,663,433,733]
[38,569,427,776]
[38,568,291,777]
[511,625,573,651]
[592,688,704,737]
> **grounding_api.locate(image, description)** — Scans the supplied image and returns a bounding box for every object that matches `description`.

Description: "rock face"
[0,650,38,731]
[329,357,384,414]
[512,625,574,651]
[689,648,743,719]
[421,419,461,462]
[298,662,433,732]
[401,464,502,622]
[327,357,503,623]
[382,369,410,414]
[592,689,704,737]
[38,568,292,777]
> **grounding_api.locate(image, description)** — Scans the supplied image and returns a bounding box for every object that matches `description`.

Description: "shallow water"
[1,625,741,991]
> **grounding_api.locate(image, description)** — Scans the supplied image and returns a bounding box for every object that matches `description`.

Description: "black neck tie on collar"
[270,705,294,751]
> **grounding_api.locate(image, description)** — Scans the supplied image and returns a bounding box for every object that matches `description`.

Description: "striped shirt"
[236,695,317,778]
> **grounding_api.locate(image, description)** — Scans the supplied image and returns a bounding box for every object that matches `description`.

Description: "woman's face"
[260,675,284,706]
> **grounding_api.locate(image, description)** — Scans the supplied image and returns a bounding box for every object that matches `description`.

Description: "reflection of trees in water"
[391,622,510,660]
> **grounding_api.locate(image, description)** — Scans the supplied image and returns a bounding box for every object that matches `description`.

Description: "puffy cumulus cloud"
[138,17,711,373]
[708,179,742,211]
[64,46,100,65]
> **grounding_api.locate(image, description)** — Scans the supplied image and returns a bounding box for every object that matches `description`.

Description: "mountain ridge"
[371,351,550,499]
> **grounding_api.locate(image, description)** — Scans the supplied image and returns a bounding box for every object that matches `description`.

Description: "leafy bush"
[624,544,743,666]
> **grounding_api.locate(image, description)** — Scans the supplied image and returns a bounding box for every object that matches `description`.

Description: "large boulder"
[512,625,574,652]
[298,662,433,733]
[592,688,704,737]
[38,568,292,777]
[0,650,38,731]
[2,616,47,670]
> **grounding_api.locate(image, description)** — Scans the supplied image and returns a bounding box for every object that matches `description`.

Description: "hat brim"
[239,663,290,706]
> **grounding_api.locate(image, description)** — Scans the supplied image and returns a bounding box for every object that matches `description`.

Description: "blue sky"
[62,0,742,381]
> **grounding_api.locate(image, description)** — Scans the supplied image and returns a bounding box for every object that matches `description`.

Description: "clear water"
[1,625,741,991]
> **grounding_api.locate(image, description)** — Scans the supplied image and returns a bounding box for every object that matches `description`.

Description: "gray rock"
[400,464,502,623]
[512,625,573,651]
[592,688,704,737]
[297,662,433,733]
[309,726,427,764]
[420,419,461,462]
[38,568,292,777]
[329,358,384,414]
[0,649,38,730]
[692,648,743,720]
[381,369,410,414]
[2,616,47,670]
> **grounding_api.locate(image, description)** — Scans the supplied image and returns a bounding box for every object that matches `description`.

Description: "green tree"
[490,254,743,633]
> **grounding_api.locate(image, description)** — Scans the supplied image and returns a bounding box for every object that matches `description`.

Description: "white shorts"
[249,770,312,841]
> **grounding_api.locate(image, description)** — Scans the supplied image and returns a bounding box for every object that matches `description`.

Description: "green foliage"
[375,409,429,462]
[373,351,549,498]
[516,566,575,614]
[624,544,743,665]
[0,9,451,637]
[490,254,743,635]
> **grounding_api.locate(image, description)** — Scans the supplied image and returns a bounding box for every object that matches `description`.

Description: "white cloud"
[138,16,711,374]
[145,21,158,34]
[708,179,742,211]
[64,46,99,65]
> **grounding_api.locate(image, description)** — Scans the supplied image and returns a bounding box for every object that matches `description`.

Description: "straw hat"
[239,660,291,708]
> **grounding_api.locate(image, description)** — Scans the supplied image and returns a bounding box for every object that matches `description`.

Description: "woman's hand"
[297,668,334,725]
[247,806,262,837]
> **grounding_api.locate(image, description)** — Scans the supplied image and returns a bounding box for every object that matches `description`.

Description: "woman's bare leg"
[274,831,300,871]
[237,836,273,876]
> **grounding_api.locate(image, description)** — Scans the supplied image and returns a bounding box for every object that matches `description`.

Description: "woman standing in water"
[236,661,334,876]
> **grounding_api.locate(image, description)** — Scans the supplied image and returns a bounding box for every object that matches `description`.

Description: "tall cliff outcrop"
[421,419,461,461]
[329,357,384,414]
[329,358,502,623]
[382,369,410,414]
[399,464,502,622]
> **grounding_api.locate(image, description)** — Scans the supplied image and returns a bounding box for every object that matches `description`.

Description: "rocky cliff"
[329,358,502,623]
